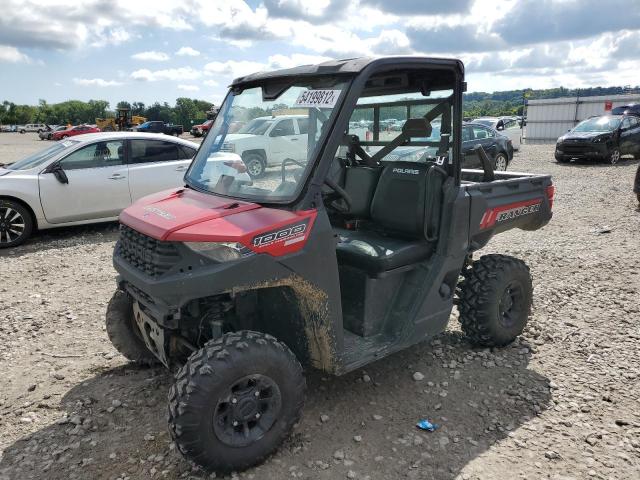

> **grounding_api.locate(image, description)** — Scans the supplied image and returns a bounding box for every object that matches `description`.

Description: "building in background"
[525,94,640,143]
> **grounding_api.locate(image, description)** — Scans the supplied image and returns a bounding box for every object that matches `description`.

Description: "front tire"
[0,199,33,248]
[168,331,305,473]
[105,290,158,365]
[608,147,621,164]
[243,153,266,178]
[458,254,533,347]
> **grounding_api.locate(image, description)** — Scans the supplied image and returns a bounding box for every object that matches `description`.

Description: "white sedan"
[0,132,203,247]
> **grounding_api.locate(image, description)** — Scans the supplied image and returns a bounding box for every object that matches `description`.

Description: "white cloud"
[203,79,219,87]
[0,45,31,63]
[175,46,200,57]
[72,77,123,87]
[177,84,199,92]
[204,60,267,78]
[267,53,331,69]
[131,50,170,61]
[89,27,132,47]
[131,67,202,82]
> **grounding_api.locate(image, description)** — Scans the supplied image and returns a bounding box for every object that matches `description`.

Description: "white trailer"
[525,94,640,143]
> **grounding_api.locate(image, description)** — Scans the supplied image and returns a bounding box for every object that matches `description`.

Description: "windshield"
[139,122,151,128]
[6,140,79,170]
[186,79,348,202]
[473,119,494,127]
[237,118,274,135]
[573,116,621,132]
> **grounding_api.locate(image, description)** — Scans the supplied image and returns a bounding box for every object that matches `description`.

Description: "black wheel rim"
[0,207,26,244]
[498,281,524,328]
[213,374,282,448]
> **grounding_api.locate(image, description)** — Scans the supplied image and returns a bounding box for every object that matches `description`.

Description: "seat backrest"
[342,166,382,217]
[370,161,442,239]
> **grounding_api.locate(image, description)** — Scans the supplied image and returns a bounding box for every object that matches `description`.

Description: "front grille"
[560,143,595,155]
[116,225,180,277]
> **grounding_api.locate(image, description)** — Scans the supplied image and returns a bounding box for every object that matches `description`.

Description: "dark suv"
[555,114,640,164]
[612,103,640,116]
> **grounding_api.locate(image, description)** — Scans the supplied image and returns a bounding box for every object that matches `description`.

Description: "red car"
[190,119,213,137]
[52,125,100,140]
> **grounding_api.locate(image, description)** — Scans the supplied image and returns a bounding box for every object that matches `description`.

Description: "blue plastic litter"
[416,419,439,432]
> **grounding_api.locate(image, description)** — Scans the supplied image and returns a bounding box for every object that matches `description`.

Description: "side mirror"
[46,163,69,184]
[497,125,504,131]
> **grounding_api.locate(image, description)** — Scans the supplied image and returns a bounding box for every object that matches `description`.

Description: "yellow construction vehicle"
[96,109,147,132]
[96,117,117,131]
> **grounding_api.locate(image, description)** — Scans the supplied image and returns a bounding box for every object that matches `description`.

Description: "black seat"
[335,229,433,273]
[336,161,442,274]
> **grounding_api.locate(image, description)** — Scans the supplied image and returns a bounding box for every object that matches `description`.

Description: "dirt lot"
[0,136,639,480]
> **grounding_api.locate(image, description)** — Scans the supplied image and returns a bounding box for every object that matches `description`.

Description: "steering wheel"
[324,176,352,214]
[281,158,306,183]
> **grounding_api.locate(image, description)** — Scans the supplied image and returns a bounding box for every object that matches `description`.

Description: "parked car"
[220,115,308,177]
[39,125,65,140]
[52,125,101,140]
[18,123,47,134]
[136,121,184,136]
[190,119,213,137]
[555,114,640,164]
[385,122,513,171]
[1,125,17,132]
[462,123,514,170]
[0,132,213,248]
[611,103,640,116]
[472,117,521,150]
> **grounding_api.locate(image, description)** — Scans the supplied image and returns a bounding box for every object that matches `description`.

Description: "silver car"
[0,132,199,247]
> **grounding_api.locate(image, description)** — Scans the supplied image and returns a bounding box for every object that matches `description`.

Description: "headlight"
[593,135,611,143]
[184,241,253,262]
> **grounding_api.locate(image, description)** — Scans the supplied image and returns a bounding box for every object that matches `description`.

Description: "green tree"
[131,101,145,116]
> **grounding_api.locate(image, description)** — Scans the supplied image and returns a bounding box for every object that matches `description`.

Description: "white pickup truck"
[221,115,308,177]
[18,123,48,134]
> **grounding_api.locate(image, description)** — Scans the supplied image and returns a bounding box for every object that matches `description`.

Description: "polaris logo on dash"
[392,168,420,175]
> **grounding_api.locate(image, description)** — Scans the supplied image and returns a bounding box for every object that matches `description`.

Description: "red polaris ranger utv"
[106,56,554,472]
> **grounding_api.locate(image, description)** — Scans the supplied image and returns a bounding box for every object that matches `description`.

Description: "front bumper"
[114,242,294,326]
[555,142,609,160]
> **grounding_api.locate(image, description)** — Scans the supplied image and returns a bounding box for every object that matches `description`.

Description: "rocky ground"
[0,141,639,480]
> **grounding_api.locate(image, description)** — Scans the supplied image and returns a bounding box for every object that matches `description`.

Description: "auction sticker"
[294,89,341,108]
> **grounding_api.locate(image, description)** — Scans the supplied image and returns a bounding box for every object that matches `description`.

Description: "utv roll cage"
[229,57,466,206]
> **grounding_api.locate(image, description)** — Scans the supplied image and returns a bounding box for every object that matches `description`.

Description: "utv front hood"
[119,188,261,241]
[119,188,316,254]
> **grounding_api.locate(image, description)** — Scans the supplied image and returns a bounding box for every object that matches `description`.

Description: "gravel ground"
[0,141,639,480]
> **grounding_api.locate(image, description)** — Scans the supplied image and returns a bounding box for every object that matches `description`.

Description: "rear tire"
[0,199,33,248]
[105,290,158,365]
[458,254,533,347]
[494,153,508,171]
[168,331,305,473]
